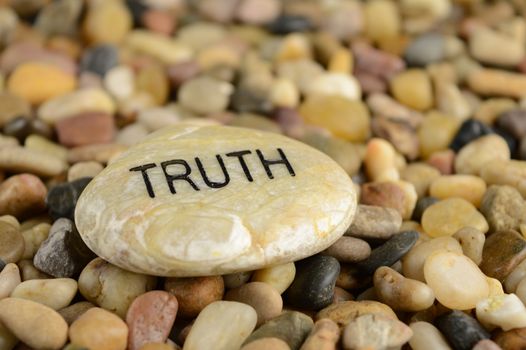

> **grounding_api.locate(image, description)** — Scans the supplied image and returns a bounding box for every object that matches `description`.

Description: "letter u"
[195,155,230,188]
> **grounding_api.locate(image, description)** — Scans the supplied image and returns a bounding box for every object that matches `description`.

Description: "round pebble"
[164,276,224,318]
[69,307,128,350]
[225,282,282,325]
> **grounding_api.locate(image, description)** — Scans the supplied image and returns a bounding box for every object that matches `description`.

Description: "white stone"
[476,293,526,331]
[306,73,361,101]
[75,124,357,276]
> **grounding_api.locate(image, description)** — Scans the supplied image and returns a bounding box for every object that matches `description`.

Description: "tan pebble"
[364,0,400,42]
[429,174,487,207]
[409,321,452,350]
[323,236,371,263]
[0,147,66,177]
[223,271,252,289]
[487,277,505,297]
[225,282,282,326]
[0,222,24,264]
[83,0,132,44]
[69,307,128,350]
[346,205,402,241]
[25,135,68,162]
[332,287,354,304]
[269,78,299,108]
[435,81,471,122]
[0,320,17,350]
[164,276,224,318]
[421,197,489,237]
[104,65,135,101]
[455,135,510,175]
[364,138,399,182]
[474,98,516,125]
[0,215,19,229]
[453,227,485,265]
[139,344,178,350]
[58,301,95,325]
[299,318,339,350]
[67,143,128,164]
[472,339,503,350]
[275,33,312,63]
[480,160,526,198]
[402,236,463,282]
[390,69,433,111]
[316,300,397,328]
[395,180,418,220]
[427,149,455,175]
[0,174,47,218]
[7,62,75,105]
[126,30,193,65]
[418,112,460,159]
[0,263,20,299]
[67,161,104,182]
[374,266,435,312]
[236,0,281,25]
[251,262,296,294]
[0,297,68,350]
[240,337,290,350]
[18,259,50,281]
[476,293,526,331]
[366,93,423,129]
[470,28,524,67]
[11,278,77,310]
[328,48,353,74]
[468,68,526,98]
[400,163,441,198]
[136,64,169,106]
[424,251,489,310]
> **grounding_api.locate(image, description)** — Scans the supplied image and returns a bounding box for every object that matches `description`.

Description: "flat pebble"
[225,282,282,325]
[69,307,128,350]
[251,262,295,294]
[346,204,402,241]
[299,318,339,350]
[476,293,526,331]
[436,310,490,350]
[164,276,224,318]
[0,263,20,299]
[316,300,397,328]
[481,185,526,233]
[409,321,452,350]
[455,135,510,175]
[390,69,433,111]
[67,161,104,182]
[429,174,487,207]
[0,147,66,177]
[11,278,77,310]
[184,301,257,350]
[480,230,526,282]
[323,236,371,263]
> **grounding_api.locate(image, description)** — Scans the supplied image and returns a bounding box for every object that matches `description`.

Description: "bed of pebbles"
[1,0,526,349]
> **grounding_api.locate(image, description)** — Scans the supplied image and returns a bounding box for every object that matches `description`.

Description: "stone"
[0,263,21,299]
[55,112,115,147]
[494,327,526,350]
[125,30,193,65]
[19,259,51,281]
[7,62,76,105]
[401,163,441,198]
[0,174,46,218]
[364,138,399,182]
[429,175,487,207]
[285,255,340,310]
[126,291,178,350]
[373,266,435,312]
[421,197,489,237]
[470,28,524,67]
[480,230,526,282]
[69,307,128,350]
[371,116,419,160]
[424,251,490,310]
[3,117,52,142]
[409,321,451,350]
[104,65,135,101]
[360,182,406,217]
[506,259,526,293]
[34,0,82,37]
[225,282,282,326]
[223,271,252,289]
[404,32,445,66]
[0,93,31,127]
[164,276,224,318]
[305,73,361,101]
[299,95,370,142]
[316,301,397,328]
[68,161,104,182]
[336,265,370,291]
[390,69,433,111]
[267,15,313,35]
[58,301,95,325]
[11,278,77,310]
[342,314,413,350]
[299,318,339,350]
[184,301,256,350]
[46,178,91,220]
[0,320,17,350]
[33,218,95,278]
[436,311,490,350]
[471,340,501,350]
[0,297,68,350]
[178,77,233,115]
[78,257,156,318]
[357,231,419,274]
[474,98,516,125]
[455,135,510,176]
[0,222,23,264]
[136,64,169,106]
[83,0,132,44]
[468,68,526,99]
[80,45,119,76]
[364,0,400,43]
[481,185,526,233]
[243,311,313,350]
[449,119,494,152]
[480,160,526,198]
[25,135,67,162]
[251,262,295,294]
[412,197,439,222]
[269,78,299,108]
[236,0,281,25]
[418,113,460,159]
[323,236,370,263]
[0,146,66,177]
[476,293,526,331]
[75,124,357,276]
[498,109,526,140]
[68,143,128,164]
[454,227,485,266]
[346,205,402,241]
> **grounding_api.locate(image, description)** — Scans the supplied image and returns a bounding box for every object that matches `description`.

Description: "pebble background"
[0,0,525,349]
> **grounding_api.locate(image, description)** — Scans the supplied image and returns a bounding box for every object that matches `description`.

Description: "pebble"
[480,160,526,198]
[285,255,340,310]
[0,222,23,264]
[449,119,494,152]
[373,266,435,312]
[269,78,299,108]
[390,69,433,111]
[342,313,413,350]
[299,318,339,350]
[46,178,91,220]
[243,311,313,350]
[480,185,526,233]
[412,197,439,222]
[474,98,516,125]
[69,307,128,350]
[0,263,20,299]
[225,282,282,325]
[37,88,115,125]
[19,258,51,280]
[0,146,66,177]
[364,138,399,182]
[359,181,406,218]
[0,93,31,127]
[429,174,487,207]
[371,116,419,160]
[83,0,132,44]
[0,320,17,350]
[354,44,405,81]
[164,276,224,318]
[78,257,156,318]
[424,251,489,310]
[11,277,77,310]
[67,161,104,182]
[346,204,402,241]
[251,262,296,294]
[125,30,193,65]
[409,321,452,350]
[4,117,52,142]
[476,293,526,331]
[299,95,370,142]
[418,112,460,159]
[494,327,526,350]
[455,135,510,175]
[7,62,76,105]
[75,124,357,276]
[480,230,526,282]
[104,65,135,101]
[453,227,485,265]
[178,76,233,115]
[58,301,95,325]
[322,236,371,263]
[401,163,441,198]
[0,174,47,218]
[267,15,313,35]
[497,109,526,140]
[469,28,524,67]
[136,64,169,106]
[236,0,280,25]
[126,291,178,350]
[241,338,291,350]
[316,300,397,328]
[25,135,68,162]
[357,231,419,274]
[405,32,445,66]
[305,73,361,101]
[468,68,526,99]
[55,112,115,147]
[0,297,68,350]
[80,44,119,76]
[421,197,489,237]
[436,310,490,350]
[223,271,252,289]
[67,143,128,164]
[364,0,400,43]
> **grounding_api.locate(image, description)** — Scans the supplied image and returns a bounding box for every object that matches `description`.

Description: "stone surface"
[46,178,91,220]
[164,276,224,318]
[69,307,128,350]
[184,301,257,350]
[480,230,526,282]
[454,227,485,265]
[75,124,357,276]
[0,263,20,299]
[58,301,95,325]
[436,310,490,350]
[481,185,526,233]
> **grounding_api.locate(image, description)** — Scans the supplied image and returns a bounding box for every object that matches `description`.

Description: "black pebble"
[449,119,494,152]
[412,196,439,222]
[357,230,419,274]
[125,0,149,26]
[267,15,313,35]
[285,255,340,310]
[435,310,490,350]
[80,45,119,76]
[46,177,92,220]
[3,116,53,142]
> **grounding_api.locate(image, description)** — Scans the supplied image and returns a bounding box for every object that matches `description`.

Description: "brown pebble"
[332,287,354,304]
[427,150,455,175]
[360,182,406,217]
[323,236,371,263]
[126,290,178,350]
[346,204,402,241]
[300,318,340,350]
[55,112,115,147]
[0,221,24,264]
[0,174,47,219]
[164,276,224,318]
[480,185,526,233]
[141,10,176,36]
[480,230,526,282]
[472,339,503,350]
[58,301,95,325]
[337,265,371,290]
[240,337,291,350]
[316,300,397,328]
[494,327,526,350]
[225,282,282,326]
